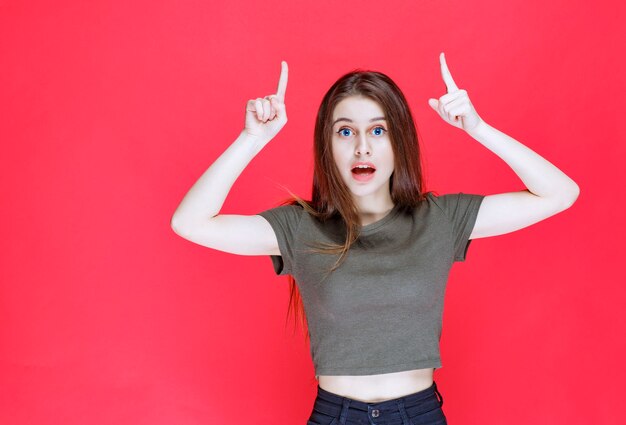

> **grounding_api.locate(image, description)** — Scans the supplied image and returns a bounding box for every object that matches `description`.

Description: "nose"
[355,133,371,156]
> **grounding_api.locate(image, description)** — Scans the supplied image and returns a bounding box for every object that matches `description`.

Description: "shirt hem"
[314,359,442,376]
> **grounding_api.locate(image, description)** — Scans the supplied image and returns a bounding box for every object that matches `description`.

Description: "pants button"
[371,409,380,417]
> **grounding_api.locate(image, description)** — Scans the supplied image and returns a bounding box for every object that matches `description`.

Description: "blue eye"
[372,126,386,136]
[337,128,354,137]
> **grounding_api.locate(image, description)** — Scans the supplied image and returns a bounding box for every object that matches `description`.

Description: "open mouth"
[351,164,376,181]
[352,167,375,175]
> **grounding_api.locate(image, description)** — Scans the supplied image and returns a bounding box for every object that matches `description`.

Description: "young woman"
[171,53,579,425]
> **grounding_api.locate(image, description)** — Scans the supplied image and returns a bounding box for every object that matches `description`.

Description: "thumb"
[428,98,438,111]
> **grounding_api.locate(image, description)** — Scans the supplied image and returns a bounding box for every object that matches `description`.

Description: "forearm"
[467,120,580,202]
[171,130,267,227]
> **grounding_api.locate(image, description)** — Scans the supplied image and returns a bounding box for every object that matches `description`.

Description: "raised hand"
[244,61,289,142]
[428,52,482,132]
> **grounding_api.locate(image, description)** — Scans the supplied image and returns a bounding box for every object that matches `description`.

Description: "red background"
[1,1,624,424]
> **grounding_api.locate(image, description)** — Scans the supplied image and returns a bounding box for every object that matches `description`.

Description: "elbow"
[170,215,180,234]
[560,183,580,210]
[568,182,580,206]
[170,213,186,236]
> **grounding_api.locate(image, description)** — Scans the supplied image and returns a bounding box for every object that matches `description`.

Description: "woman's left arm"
[428,52,580,239]
[465,120,579,239]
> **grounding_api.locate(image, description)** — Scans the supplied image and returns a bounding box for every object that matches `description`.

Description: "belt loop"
[339,398,351,425]
[396,399,411,425]
[433,381,444,407]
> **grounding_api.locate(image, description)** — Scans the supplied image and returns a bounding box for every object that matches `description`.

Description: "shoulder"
[256,203,321,239]
[410,191,445,215]
[423,191,484,212]
[257,203,306,223]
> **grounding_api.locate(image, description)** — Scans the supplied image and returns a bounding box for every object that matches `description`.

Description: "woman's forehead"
[332,96,385,121]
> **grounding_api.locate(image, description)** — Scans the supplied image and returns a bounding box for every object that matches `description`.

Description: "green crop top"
[257,191,485,377]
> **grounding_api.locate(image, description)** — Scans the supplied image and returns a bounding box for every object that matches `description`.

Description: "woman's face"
[331,95,395,209]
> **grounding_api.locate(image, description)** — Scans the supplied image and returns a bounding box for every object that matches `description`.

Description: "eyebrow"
[332,117,386,126]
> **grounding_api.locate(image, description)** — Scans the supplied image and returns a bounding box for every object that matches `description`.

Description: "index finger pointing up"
[439,52,459,93]
[276,61,288,101]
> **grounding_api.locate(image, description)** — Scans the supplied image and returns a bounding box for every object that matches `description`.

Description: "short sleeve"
[256,204,304,276]
[428,192,485,262]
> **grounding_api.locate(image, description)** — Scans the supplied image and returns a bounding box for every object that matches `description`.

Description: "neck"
[353,195,395,216]
[356,202,395,226]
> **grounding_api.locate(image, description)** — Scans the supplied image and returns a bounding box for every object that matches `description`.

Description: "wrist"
[240,129,271,145]
[466,118,488,137]
[237,130,272,155]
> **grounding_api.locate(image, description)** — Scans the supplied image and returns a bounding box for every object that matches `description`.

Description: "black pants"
[307,381,447,425]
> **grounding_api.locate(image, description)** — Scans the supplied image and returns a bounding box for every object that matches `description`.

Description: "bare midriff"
[317,367,435,403]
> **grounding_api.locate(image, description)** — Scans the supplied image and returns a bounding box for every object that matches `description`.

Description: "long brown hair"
[278,69,428,340]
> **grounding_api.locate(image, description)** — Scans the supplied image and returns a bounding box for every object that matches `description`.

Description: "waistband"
[314,381,442,415]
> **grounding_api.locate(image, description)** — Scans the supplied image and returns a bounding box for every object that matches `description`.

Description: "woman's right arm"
[170,61,289,256]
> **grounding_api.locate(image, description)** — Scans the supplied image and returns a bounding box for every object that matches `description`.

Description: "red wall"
[1,1,624,424]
